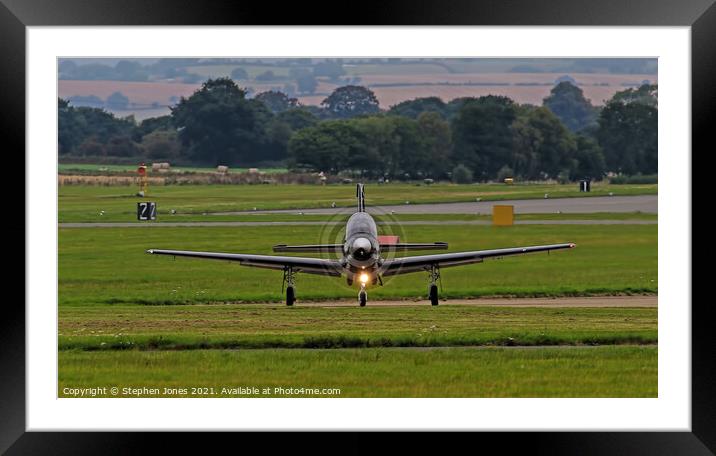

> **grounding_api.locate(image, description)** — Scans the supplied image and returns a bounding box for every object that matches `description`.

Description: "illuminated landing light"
[359,273,370,284]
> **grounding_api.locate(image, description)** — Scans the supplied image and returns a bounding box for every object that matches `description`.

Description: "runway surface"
[60,195,657,228]
[216,295,658,308]
[59,219,656,228]
[216,195,658,215]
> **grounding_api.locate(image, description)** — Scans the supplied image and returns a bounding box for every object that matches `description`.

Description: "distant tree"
[254,91,299,113]
[58,98,78,154]
[276,109,319,131]
[597,95,657,175]
[521,107,577,179]
[496,165,515,181]
[106,91,130,110]
[67,95,105,108]
[288,121,360,173]
[105,135,141,157]
[141,130,182,159]
[451,164,473,184]
[289,67,310,79]
[77,138,105,156]
[610,83,658,108]
[282,84,296,97]
[114,60,148,81]
[132,115,174,142]
[543,81,597,132]
[342,117,391,177]
[230,67,249,80]
[287,112,452,179]
[451,96,517,180]
[58,101,136,155]
[416,112,452,176]
[509,105,540,179]
[264,119,293,161]
[445,97,475,119]
[555,75,577,85]
[255,70,279,81]
[313,61,346,80]
[170,78,272,165]
[321,86,380,119]
[388,97,447,119]
[295,73,318,94]
[300,105,330,120]
[376,116,427,179]
[572,135,606,180]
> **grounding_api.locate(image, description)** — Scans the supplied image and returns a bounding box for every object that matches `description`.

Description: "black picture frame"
[6,0,711,453]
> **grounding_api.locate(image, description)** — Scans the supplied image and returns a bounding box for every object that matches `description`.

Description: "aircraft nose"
[352,237,373,260]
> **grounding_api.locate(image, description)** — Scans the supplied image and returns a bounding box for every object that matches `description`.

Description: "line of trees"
[58,78,657,181]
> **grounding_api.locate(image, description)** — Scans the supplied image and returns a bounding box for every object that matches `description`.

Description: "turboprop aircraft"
[147,184,575,306]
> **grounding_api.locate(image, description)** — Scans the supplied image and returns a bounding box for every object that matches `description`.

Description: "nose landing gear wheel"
[429,284,439,306]
[359,289,367,307]
[286,286,296,306]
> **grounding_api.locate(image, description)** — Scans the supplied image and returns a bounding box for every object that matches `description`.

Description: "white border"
[27,27,690,431]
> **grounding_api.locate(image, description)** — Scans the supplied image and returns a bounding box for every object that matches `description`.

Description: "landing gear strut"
[358,284,367,307]
[428,264,440,306]
[283,266,296,306]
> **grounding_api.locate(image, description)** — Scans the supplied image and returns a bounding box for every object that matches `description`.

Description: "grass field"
[58,304,657,351]
[58,182,657,223]
[59,224,657,305]
[57,186,658,398]
[58,345,657,397]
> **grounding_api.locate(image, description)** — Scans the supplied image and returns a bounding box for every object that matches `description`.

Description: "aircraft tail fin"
[356,183,365,212]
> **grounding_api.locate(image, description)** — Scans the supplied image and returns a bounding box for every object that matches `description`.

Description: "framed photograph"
[8,0,711,452]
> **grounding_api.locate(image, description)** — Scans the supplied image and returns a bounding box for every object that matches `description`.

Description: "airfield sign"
[137,202,157,221]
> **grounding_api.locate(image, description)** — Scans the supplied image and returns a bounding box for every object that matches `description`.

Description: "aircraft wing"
[273,244,343,253]
[146,249,343,276]
[272,242,449,253]
[380,243,575,276]
[381,242,448,251]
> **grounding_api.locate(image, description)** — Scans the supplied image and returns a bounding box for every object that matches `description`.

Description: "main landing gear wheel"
[283,266,296,306]
[429,284,439,306]
[286,286,296,306]
[427,264,440,306]
[359,289,367,307]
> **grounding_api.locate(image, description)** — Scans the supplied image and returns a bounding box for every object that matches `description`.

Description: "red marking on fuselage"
[377,235,400,245]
